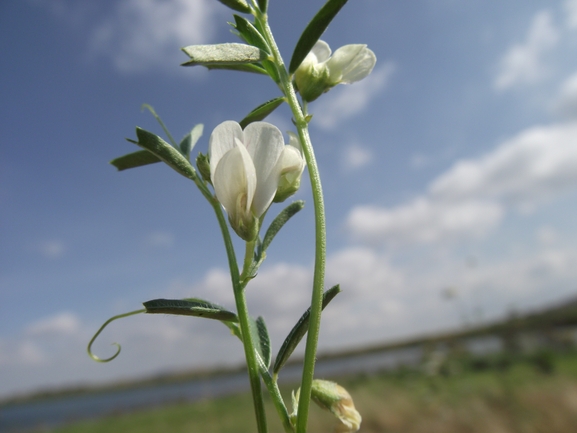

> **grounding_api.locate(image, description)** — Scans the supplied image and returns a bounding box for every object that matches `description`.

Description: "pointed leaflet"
[243,201,304,282]
[239,97,286,129]
[182,43,266,67]
[110,149,161,171]
[179,124,204,160]
[233,15,271,56]
[273,285,341,375]
[217,0,251,14]
[257,0,268,14]
[141,104,178,147]
[143,298,238,322]
[261,200,304,253]
[250,316,271,369]
[204,63,268,75]
[135,128,197,180]
[289,0,349,74]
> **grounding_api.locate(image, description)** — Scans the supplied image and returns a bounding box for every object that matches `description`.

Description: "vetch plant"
[87,1,375,432]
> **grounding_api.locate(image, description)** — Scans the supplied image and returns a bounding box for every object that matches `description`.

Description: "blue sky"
[3,0,577,398]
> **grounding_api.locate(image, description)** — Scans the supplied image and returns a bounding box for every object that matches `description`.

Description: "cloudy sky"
[3,0,577,398]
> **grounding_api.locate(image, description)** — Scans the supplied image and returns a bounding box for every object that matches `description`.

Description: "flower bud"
[292,380,362,433]
[294,40,376,102]
[274,132,305,203]
[196,152,212,184]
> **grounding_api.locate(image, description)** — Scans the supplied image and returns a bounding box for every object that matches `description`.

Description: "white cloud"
[552,71,577,119]
[313,62,395,130]
[341,143,373,171]
[35,240,67,259]
[565,0,577,29]
[146,231,175,248]
[26,312,81,336]
[494,10,559,90]
[348,198,503,245]
[89,0,221,72]
[430,122,577,207]
[347,121,577,246]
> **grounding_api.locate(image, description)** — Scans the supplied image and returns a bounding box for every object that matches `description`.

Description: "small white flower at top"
[209,121,305,241]
[294,40,376,102]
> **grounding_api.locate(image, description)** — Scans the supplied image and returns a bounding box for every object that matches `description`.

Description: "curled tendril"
[87,309,145,363]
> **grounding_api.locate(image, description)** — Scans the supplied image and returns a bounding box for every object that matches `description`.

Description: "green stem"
[257,14,327,433]
[257,356,295,433]
[209,196,268,433]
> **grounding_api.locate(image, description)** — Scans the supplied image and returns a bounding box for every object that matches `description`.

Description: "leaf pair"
[110,106,203,174]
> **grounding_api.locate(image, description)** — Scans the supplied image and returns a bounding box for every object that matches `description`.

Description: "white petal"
[244,122,284,216]
[213,141,256,224]
[208,121,244,185]
[309,40,332,63]
[279,145,305,177]
[287,131,303,153]
[327,45,376,84]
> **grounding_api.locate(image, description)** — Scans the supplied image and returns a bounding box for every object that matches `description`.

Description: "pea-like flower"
[294,40,376,102]
[209,121,304,240]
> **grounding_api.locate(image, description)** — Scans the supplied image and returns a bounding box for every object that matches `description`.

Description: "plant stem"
[209,196,268,433]
[257,14,327,433]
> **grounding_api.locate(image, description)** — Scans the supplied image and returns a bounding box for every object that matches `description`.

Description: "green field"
[45,351,577,433]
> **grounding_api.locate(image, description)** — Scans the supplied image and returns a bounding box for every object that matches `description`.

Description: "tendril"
[87,309,145,363]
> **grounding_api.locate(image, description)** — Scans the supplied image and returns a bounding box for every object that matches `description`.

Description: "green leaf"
[217,0,251,14]
[179,123,204,160]
[273,285,341,375]
[257,0,268,14]
[261,200,304,253]
[250,316,271,369]
[204,63,268,75]
[233,15,271,56]
[288,0,349,74]
[181,43,266,67]
[239,96,286,129]
[110,149,161,171]
[135,127,197,180]
[143,298,238,322]
[141,104,178,147]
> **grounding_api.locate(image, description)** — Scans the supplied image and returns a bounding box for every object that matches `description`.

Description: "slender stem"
[257,356,295,433]
[209,196,268,433]
[257,14,327,433]
[240,239,256,284]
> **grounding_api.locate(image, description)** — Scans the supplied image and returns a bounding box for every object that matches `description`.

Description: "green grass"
[44,351,577,433]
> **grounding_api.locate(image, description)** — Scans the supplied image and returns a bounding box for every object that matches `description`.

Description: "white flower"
[209,121,298,240]
[294,40,376,102]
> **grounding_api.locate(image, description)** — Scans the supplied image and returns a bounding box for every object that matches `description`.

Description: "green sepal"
[250,316,271,369]
[134,128,197,180]
[289,0,349,74]
[204,63,268,75]
[179,123,204,160]
[181,43,266,67]
[232,15,271,56]
[143,298,238,322]
[273,285,341,375]
[110,149,161,171]
[257,0,268,14]
[239,96,286,129]
[196,152,212,184]
[217,0,251,14]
